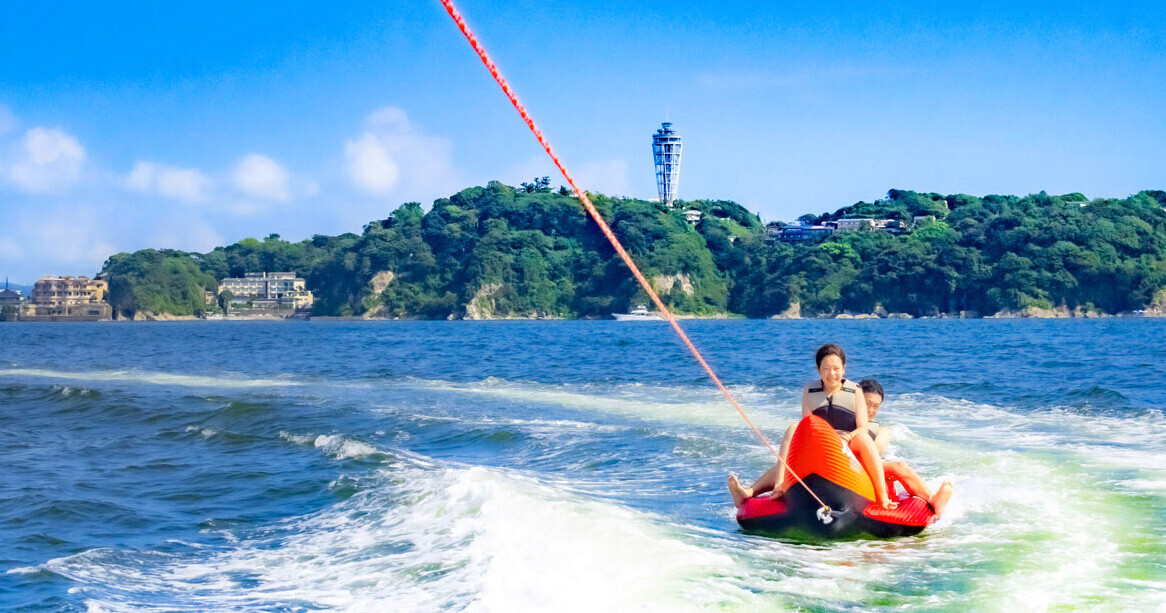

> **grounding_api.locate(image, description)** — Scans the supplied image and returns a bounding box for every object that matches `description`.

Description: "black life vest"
[807,379,859,433]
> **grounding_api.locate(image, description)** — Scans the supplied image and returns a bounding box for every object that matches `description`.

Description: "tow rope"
[438,0,833,519]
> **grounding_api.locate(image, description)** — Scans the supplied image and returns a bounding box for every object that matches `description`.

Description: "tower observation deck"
[652,122,682,207]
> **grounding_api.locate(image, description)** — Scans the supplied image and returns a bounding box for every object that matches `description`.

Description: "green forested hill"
[100,183,1166,319]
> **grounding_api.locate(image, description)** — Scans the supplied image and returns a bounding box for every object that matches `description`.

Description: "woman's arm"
[801,385,813,418]
[874,427,892,455]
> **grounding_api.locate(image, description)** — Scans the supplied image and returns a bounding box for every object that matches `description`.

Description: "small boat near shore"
[612,305,663,321]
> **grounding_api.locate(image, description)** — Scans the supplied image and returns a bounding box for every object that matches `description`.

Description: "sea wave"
[45,465,758,612]
[0,368,302,389]
[278,432,386,461]
[396,376,796,430]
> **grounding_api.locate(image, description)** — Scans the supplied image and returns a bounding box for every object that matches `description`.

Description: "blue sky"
[1,0,1163,283]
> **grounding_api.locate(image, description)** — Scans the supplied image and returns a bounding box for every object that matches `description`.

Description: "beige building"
[835,218,875,232]
[27,275,112,319]
[218,272,314,310]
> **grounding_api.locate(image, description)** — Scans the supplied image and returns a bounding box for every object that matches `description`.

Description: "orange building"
[27,275,112,319]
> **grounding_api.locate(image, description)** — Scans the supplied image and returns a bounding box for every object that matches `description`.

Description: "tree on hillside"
[100,183,1166,319]
[520,176,552,193]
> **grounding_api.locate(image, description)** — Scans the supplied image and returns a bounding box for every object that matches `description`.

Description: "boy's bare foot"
[876,497,899,510]
[929,481,954,516]
[728,474,753,508]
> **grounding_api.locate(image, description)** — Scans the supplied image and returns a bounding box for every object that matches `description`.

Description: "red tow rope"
[437,0,831,512]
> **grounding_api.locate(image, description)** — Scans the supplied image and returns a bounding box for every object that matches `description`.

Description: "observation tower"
[652,122,682,207]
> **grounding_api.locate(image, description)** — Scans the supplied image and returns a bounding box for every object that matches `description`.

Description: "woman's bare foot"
[728,474,753,508]
[928,481,954,516]
[876,497,899,510]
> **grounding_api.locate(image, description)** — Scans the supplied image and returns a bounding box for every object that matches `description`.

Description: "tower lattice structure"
[652,122,682,207]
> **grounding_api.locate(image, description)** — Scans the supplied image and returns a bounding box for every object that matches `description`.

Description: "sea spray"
[2,320,1164,611]
[47,464,761,612]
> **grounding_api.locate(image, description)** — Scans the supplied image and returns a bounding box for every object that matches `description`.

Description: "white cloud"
[224,200,264,217]
[345,132,399,195]
[150,214,225,253]
[125,161,211,202]
[344,106,460,202]
[184,220,224,252]
[0,198,230,282]
[8,127,86,194]
[12,204,112,272]
[234,153,290,202]
[368,106,410,130]
[575,159,631,197]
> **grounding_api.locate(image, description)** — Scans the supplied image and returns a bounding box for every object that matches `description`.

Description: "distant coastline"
[7,183,1165,323]
[31,307,1163,322]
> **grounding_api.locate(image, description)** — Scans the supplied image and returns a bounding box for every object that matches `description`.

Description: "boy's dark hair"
[815,344,846,367]
[859,379,884,399]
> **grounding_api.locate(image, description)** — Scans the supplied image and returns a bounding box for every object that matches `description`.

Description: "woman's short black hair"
[859,379,884,399]
[815,344,846,368]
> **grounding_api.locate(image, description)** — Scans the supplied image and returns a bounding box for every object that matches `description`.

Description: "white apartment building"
[218,272,314,310]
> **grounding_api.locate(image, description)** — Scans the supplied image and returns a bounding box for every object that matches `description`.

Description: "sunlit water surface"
[1,320,1164,611]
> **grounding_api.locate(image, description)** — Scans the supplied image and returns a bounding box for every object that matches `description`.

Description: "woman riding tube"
[728,344,898,509]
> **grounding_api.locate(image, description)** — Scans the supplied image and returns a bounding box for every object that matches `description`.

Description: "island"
[94,182,1166,320]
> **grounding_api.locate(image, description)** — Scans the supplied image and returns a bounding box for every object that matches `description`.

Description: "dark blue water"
[2,320,1164,611]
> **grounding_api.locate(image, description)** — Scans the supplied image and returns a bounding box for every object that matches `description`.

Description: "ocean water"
[1,319,1164,612]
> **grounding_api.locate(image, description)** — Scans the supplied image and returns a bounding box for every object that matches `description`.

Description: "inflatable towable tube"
[736,415,937,538]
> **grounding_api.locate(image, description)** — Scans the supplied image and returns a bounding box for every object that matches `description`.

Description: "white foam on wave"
[448,469,758,612]
[46,465,766,612]
[6,566,42,575]
[710,445,1155,611]
[438,414,631,440]
[184,426,219,439]
[890,394,1166,495]
[478,416,625,432]
[391,410,629,434]
[403,376,795,431]
[852,392,1166,610]
[51,384,98,397]
[365,379,1165,609]
[0,368,301,389]
[278,431,381,460]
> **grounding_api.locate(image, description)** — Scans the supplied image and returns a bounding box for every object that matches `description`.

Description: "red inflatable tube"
[736,416,938,538]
